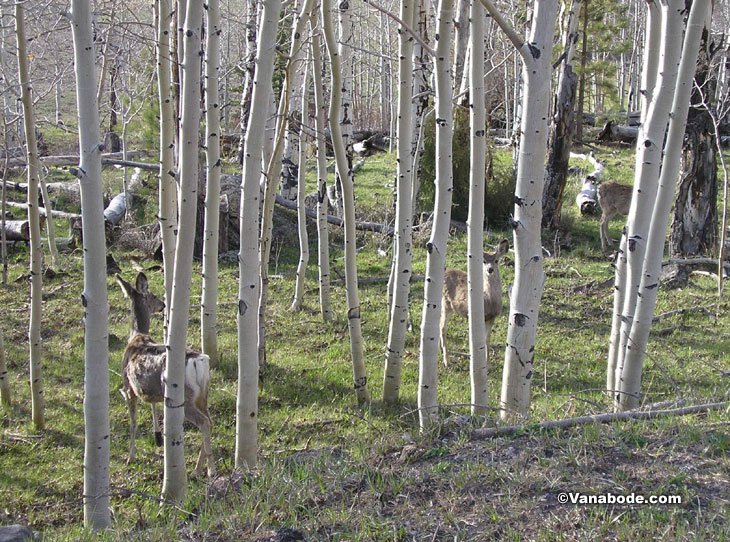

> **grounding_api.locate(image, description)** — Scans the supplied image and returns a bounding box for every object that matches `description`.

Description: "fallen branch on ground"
[471,401,729,439]
[652,304,718,322]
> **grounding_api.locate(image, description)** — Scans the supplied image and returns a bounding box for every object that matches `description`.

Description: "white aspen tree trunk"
[236,0,281,469]
[310,28,332,323]
[418,0,454,428]
[383,0,416,404]
[15,3,45,431]
[482,0,558,420]
[606,0,659,395]
[201,0,222,366]
[380,11,391,133]
[156,0,178,315]
[291,64,310,311]
[162,0,203,503]
[257,0,313,369]
[280,64,304,201]
[38,177,59,269]
[330,0,355,216]
[240,0,258,136]
[410,0,431,216]
[322,0,370,404]
[453,0,469,93]
[467,0,488,416]
[617,0,710,411]
[612,0,684,403]
[0,328,8,408]
[70,0,110,528]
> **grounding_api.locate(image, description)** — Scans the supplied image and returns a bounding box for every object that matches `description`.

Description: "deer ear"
[497,239,509,258]
[135,272,149,293]
[116,274,132,298]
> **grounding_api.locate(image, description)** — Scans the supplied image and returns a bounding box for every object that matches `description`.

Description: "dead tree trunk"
[670,22,717,257]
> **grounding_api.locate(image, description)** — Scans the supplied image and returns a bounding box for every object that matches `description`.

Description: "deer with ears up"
[440,239,510,367]
[116,272,215,477]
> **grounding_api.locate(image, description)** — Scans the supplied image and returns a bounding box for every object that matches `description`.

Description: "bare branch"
[361,0,435,58]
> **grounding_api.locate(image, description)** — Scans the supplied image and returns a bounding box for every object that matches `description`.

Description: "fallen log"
[104,193,127,226]
[5,150,151,169]
[4,201,81,220]
[2,220,30,241]
[596,121,638,144]
[274,193,394,235]
[471,401,729,439]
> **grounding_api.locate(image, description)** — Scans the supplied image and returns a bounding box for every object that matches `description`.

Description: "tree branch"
[361,0,435,57]
[471,401,729,439]
[479,0,526,54]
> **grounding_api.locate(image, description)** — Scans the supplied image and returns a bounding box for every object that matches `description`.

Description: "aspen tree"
[156,0,178,313]
[15,2,45,431]
[383,0,416,404]
[201,0,222,365]
[322,0,370,403]
[610,0,684,405]
[162,0,204,503]
[417,0,455,427]
[310,28,332,322]
[606,0,660,395]
[617,0,711,410]
[236,0,281,469]
[291,64,310,311]
[467,0,489,415]
[0,329,8,408]
[257,0,313,368]
[69,0,110,527]
[477,0,559,420]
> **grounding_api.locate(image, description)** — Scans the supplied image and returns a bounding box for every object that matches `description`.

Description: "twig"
[471,401,728,439]
[361,0,435,57]
[652,304,717,322]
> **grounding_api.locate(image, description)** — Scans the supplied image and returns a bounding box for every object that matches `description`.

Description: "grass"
[0,143,729,540]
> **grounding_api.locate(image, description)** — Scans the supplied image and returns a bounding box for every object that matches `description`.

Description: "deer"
[116,272,215,477]
[440,239,509,367]
[598,180,633,254]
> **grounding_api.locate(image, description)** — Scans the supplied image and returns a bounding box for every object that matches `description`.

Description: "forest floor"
[0,144,729,540]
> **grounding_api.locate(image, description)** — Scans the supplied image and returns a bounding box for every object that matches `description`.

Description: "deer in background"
[440,239,510,367]
[116,272,215,477]
[598,180,633,254]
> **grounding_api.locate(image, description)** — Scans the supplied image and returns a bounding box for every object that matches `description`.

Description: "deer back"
[598,181,632,217]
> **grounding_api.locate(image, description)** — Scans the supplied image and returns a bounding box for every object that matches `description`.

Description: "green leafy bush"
[417,107,515,227]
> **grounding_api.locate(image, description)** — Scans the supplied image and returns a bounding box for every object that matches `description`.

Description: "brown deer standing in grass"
[598,180,633,253]
[116,272,215,477]
[440,239,510,367]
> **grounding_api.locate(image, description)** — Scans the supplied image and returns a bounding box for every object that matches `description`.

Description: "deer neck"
[483,268,502,303]
[130,299,151,339]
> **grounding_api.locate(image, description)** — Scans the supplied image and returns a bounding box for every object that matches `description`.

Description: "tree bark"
[617,0,711,411]
[606,0,660,395]
[310,29,332,322]
[612,0,684,406]
[156,0,178,318]
[201,0,222,366]
[542,0,582,230]
[236,0,280,470]
[162,0,204,503]
[480,0,559,420]
[291,65,310,311]
[0,328,8,409]
[257,0,313,370]
[322,0,370,404]
[418,0,454,427]
[15,2,45,432]
[670,21,718,258]
[467,0,488,416]
[383,0,416,404]
[70,0,111,528]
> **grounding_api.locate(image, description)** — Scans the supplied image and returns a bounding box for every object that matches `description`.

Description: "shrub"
[417,107,515,228]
